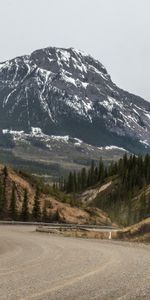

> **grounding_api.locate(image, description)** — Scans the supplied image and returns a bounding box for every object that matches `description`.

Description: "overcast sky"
[0,0,150,101]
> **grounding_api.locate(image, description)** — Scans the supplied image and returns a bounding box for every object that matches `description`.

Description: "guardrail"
[0,221,119,230]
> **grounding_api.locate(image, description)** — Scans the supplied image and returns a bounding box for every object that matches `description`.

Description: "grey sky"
[0,0,150,101]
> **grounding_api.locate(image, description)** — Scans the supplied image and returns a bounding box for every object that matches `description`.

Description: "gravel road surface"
[0,225,149,300]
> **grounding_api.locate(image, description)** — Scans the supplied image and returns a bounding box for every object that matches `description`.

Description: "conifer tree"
[77,172,82,192]
[73,171,77,192]
[127,192,132,225]
[140,193,147,220]
[98,158,104,182]
[21,189,29,221]
[147,194,150,216]
[67,172,75,193]
[9,183,17,220]
[3,166,8,178]
[32,186,41,222]
[2,166,9,218]
[94,166,98,184]
[0,181,4,218]
[81,168,87,190]
[90,160,95,185]
[42,201,48,223]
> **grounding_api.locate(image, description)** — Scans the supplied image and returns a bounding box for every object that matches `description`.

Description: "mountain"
[0,46,150,173]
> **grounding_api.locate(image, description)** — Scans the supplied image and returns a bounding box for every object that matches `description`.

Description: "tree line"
[0,166,47,222]
[58,158,107,193]
[61,154,150,194]
[58,154,150,225]
[0,154,150,225]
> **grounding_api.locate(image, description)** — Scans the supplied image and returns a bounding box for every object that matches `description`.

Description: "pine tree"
[67,172,75,193]
[9,183,17,220]
[0,181,4,218]
[98,158,104,183]
[42,201,48,223]
[140,193,147,220]
[147,193,150,217]
[90,160,95,185]
[32,187,41,222]
[73,171,77,192]
[81,168,87,190]
[2,165,9,219]
[3,166,8,178]
[21,189,29,221]
[77,172,82,192]
[127,192,132,225]
[94,166,98,184]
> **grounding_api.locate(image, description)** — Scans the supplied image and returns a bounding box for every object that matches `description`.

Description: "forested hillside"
[62,154,150,226]
[0,154,150,226]
[0,164,112,225]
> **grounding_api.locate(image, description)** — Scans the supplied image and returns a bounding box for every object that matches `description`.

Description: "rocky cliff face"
[0,46,150,153]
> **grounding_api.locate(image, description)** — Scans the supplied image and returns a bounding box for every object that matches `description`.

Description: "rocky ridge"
[0,46,150,155]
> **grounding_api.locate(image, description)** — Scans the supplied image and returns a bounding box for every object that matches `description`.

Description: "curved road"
[0,225,149,300]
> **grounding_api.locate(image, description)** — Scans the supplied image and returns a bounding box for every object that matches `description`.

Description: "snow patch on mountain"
[98,145,127,152]
[50,135,69,143]
[61,72,77,86]
[145,113,150,120]
[140,140,150,147]
[0,62,6,69]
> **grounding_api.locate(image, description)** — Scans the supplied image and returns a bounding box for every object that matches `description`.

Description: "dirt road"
[0,225,149,299]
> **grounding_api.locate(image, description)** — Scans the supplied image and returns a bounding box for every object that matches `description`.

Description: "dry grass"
[115,218,150,243]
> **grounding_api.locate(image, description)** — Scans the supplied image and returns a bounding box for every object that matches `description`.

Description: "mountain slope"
[0,164,113,225]
[116,218,150,242]
[80,179,150,226]
[0,46,150,155]
[65,154,150,227]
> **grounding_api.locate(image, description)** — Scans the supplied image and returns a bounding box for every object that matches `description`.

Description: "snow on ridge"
[50,135,69,143]
[38,68,52,77]
[1,128,131,152]
[2,128,84,146]
[134,104,149,114]
[81,82,89,88]
[0,62,6,70]
[133,108,140,116]
[82,99,93,114]
[2,128,70,144]
[145,112,150,120]
[31,127,43,136]
[71,48,89,57]
[105,145,126,151]
[59,50,70,65]
[140,140,150,147]
[61,72,77,86]
[2,129,24,135]
[100,100,113,112]
[71,56,87,73]
[66,95,93,122]
[2,129,26,141]
[89,65,108,80]
[98,145,127,152]
[100,96,123,113]
[74,137,83,146]
[107,96,123,108]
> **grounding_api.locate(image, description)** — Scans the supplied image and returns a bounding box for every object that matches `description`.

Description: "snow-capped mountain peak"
[0,46,150,153]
